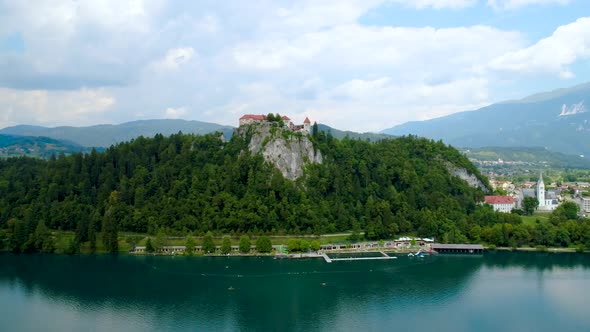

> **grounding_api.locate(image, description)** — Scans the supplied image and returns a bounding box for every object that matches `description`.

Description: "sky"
[0,0,589,132]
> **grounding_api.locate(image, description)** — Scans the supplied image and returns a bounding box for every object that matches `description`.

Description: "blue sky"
[0,0,589,132]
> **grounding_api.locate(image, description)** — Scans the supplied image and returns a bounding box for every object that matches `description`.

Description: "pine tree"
[88,216,97,253]
[102,209,118,253]
[33,220,50,251]
[102,191,120,253]
[10,219,27,253]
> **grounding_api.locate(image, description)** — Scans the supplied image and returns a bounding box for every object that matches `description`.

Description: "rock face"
[244,123,322,180]
[445,162,489,193]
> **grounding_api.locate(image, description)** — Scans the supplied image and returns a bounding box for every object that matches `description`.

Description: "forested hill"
[0,130,492,252]
[0,134,97,159]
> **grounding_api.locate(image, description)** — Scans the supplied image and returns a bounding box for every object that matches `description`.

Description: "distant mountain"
[0,134,94,158]
[0,119,235,148]
[382,82,590,156]
[0,119,390,148]
[318,124,392,141]
[460,146,590,169]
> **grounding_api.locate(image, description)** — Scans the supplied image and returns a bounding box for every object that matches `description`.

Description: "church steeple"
[537,172,545,207]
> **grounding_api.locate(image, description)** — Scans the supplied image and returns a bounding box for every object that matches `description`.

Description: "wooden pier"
[321,251,397,263]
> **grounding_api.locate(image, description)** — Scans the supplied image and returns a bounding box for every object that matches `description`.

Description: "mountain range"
[382,82,590,157]
[459,146,590,169]
[0,120,389,151]
[0,119,235,148]
[3,82,590,161]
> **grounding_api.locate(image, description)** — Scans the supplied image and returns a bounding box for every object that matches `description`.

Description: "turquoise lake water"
[1,252,589,331]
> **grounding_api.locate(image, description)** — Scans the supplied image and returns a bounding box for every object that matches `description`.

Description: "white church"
[518,172,559,211]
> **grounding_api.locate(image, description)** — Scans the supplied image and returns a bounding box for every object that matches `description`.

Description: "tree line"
[1,128,588,253]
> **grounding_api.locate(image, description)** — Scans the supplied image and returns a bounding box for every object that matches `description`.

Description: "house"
[484,195,515,213]
[281,115,292,128]
[522,181,537,189]
[490,180,515,194]
[582,198,590,213]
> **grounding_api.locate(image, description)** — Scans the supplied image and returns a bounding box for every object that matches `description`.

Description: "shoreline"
[2,244,587,256]
[491,246,583,253]
[127,246,587,257]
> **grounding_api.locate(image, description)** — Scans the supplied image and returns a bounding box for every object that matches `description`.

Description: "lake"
[1,252,589,331]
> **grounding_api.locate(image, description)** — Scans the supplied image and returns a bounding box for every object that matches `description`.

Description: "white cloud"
[164,106,188,118]
[153,47,196,71]
[391,0,478,9]
[1,1,589,133]
[487,0,572,10]
[231,24,523,73]
[262,1,383,33]
[220,19,522,131]
[489,17,590,78]
[0,88,115,127]
[312,77,490,131]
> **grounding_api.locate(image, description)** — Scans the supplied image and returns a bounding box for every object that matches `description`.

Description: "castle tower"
[537,172,545,207]
[303,117,311,133]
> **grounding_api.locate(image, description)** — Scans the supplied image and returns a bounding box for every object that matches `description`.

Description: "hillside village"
[485,172,590,216]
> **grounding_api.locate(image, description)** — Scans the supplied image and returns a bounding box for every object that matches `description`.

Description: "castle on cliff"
[239,114,311,134]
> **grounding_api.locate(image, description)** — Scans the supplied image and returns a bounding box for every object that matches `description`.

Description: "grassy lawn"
[521,213,550,226]
[42,231,360,253]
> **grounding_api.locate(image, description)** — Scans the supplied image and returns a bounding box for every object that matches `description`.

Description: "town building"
[489,180,515,194]
[517,172,559,211]
[582,197,590,213]
[484,195,515,213]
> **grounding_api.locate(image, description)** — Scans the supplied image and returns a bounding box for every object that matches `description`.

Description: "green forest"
[1,127,589,254]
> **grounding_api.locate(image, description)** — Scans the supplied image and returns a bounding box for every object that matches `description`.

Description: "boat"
[408,250,424,258]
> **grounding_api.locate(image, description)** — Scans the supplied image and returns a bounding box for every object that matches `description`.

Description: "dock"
[321,251,397,263]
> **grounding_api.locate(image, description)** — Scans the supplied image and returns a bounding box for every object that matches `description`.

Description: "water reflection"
[1,252,589,331]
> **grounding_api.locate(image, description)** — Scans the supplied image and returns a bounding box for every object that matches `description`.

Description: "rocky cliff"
[241,123,322,180]
[444,161,489,193]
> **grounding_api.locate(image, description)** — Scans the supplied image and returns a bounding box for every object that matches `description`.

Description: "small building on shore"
[432,244,484,254]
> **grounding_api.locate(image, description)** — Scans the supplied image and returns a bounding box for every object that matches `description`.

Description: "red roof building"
[484,196,515,213]
[281,116,291,120]
[484,196,515,204]
[304,117,311,124]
